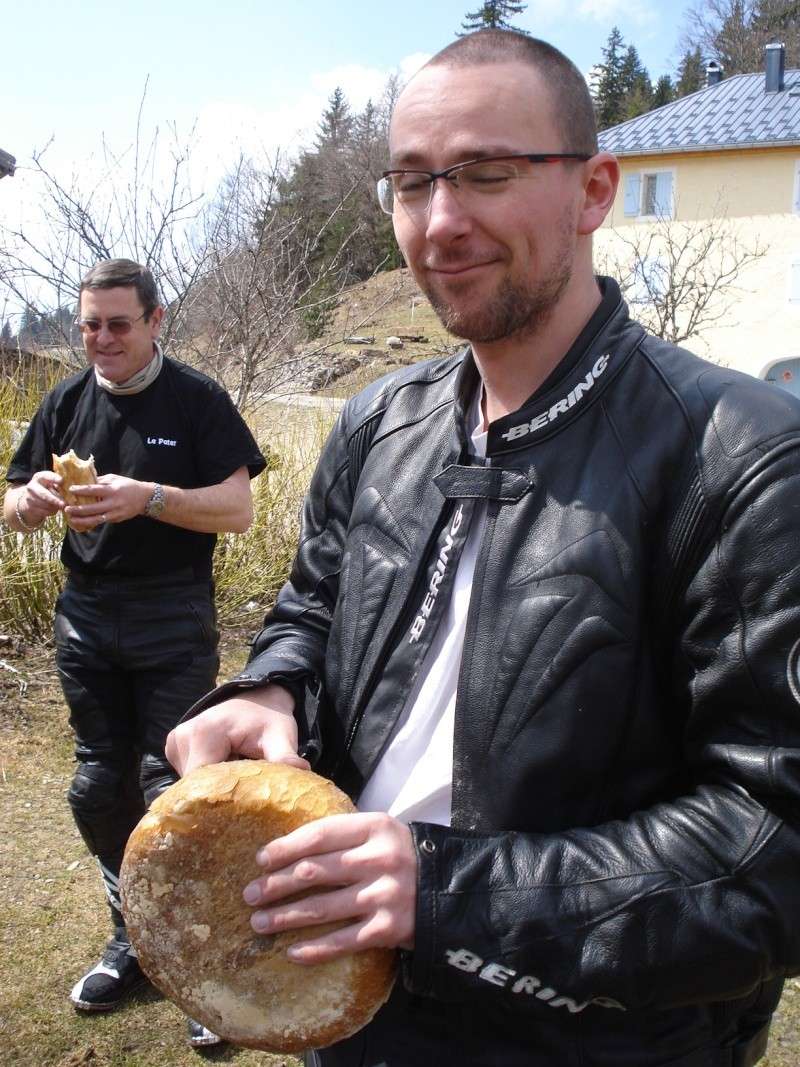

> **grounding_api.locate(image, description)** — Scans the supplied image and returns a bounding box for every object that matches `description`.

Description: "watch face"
[146,485,164,517]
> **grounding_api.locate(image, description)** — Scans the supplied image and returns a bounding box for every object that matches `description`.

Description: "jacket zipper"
[448,495,498,829]
[336,496,452,773]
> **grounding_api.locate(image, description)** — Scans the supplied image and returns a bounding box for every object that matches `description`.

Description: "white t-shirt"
[358,396,487,826]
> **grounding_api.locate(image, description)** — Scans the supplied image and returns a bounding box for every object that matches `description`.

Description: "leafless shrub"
[598,211,766,347]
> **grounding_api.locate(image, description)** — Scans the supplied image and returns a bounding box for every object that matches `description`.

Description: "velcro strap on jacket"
[434,463,534,502]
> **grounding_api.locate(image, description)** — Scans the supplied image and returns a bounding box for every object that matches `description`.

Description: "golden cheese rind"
[119,760,397,1052]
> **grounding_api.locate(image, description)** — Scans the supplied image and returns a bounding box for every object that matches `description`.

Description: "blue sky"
[4,0,685,175]
[1,0,687,310]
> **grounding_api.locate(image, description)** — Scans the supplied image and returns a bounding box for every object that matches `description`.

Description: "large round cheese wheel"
[119,760,396,1052]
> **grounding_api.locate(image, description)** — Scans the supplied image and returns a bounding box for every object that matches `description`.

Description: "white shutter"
[654,171,674,217]
[624,174,641,217]
[793,160,800,214]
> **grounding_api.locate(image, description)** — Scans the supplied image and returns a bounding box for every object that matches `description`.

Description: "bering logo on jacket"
[445,948,626,1014]
[500,353,611,444]
[409,504,465,644]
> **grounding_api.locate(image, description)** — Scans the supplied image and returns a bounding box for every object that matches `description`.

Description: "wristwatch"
[144,483,165,519]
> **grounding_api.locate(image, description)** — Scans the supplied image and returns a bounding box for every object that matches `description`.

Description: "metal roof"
[598,70,800,157]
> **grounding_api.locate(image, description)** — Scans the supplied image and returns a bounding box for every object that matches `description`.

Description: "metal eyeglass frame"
[377,152,592,215]
[74,311,148,336]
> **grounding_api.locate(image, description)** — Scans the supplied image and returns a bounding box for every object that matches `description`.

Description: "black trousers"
[55,569,219,927]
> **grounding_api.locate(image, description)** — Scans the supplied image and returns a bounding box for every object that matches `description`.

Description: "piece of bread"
[51,449,100,530]
[120,760,397,1052]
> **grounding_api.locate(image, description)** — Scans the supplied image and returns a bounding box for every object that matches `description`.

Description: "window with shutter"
[626,170,675,219]
[793,160,800,214]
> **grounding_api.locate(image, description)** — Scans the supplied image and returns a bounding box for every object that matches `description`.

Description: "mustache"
[423,254,500,271]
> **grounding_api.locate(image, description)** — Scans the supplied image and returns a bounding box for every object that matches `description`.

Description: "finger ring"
[101,514,107,524]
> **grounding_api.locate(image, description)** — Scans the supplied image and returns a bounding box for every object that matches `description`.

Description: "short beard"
[423,209,577,344]
[428,262,572,344]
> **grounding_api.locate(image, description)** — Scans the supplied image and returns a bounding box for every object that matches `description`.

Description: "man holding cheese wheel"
[167,28,800,1067]
[4,258,266,1047]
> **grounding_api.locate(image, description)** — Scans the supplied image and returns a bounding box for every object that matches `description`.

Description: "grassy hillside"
[309,267,462,397]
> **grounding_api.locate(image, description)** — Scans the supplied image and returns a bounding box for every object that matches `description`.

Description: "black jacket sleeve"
[182,403,356,738]
[5,401,55,484]
[406,441,800,1015]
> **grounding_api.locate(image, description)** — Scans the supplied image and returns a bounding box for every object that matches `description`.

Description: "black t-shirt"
[6,357,266,577]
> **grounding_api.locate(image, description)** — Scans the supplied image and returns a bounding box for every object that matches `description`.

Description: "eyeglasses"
[74,311,148,336]
[377,152,592,216]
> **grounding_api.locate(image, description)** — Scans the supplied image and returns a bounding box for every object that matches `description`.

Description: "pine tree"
[18,306,44,346]
[714,0,754,73]
[751,0,800,67]
[752,0,800,32]
[681,0,799,77]
[652,74,675,109]
[271,82,404,338]
[675,46,705,97]
[316,87,353,152]
[459,1,528,33]
[0,320,13,346]
[620,45,653,119]
[594,27,628,129]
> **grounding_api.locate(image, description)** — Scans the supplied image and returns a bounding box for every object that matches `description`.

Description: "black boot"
[70,930,148,1011]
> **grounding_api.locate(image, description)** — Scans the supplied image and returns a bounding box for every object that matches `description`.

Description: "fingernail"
[251,911,270,932]
[256,848,271,867]
[243,883,261,905]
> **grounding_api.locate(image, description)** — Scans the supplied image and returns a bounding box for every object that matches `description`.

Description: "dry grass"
[310,268,462,399]
[214,406,333,626]
[0,373,66,640]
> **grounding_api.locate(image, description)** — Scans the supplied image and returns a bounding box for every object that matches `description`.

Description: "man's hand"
[165,685,310,776]
[243,811,417,963]
[66,475,153,530]
[9,471,64,528]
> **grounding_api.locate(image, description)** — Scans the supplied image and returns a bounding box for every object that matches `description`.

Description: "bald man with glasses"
[168,30,800,1067]
[3,258,266,1049]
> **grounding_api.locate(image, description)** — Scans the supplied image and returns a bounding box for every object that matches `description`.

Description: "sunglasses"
[75,311,148,336]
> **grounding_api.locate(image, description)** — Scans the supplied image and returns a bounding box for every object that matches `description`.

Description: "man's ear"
[149,305,165,338]
[577,153,620,236]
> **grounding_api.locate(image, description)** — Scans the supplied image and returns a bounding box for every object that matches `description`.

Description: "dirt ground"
[1,629,798,1066]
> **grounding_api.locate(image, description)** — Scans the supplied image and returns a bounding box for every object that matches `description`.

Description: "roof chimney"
[765,42,785,93]
[706,61,723,87]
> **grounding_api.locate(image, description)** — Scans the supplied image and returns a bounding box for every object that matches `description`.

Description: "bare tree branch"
[599,209,766,350]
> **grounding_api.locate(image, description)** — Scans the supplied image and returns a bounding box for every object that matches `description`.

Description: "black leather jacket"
[201,280,800,1065]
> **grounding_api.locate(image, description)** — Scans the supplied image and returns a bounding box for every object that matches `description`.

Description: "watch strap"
[144,482,165,518]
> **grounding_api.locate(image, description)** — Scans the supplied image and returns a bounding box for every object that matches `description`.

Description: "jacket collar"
[452,277,644,457]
